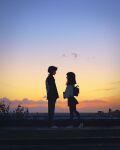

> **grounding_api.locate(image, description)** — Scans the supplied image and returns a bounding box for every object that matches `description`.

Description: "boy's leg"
[48,98,56,126]
[51,99,56,120]
[48,99,53,126]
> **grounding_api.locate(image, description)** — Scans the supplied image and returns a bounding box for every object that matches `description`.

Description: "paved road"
[0,127,120,150]
[0,127,120,139]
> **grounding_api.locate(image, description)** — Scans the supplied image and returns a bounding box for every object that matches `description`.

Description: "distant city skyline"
[0,0,120,112]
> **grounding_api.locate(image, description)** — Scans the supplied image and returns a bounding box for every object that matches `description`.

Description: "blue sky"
[1,0,120,48]
[1,0,120,68]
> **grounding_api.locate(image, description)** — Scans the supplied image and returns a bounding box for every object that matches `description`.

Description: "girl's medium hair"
[66,72,76,85]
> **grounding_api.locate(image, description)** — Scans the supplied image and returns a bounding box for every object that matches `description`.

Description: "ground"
[0,126,120,150]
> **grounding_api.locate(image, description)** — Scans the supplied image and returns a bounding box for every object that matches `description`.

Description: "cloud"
[0,98,67,112]
[71,53,78,59]
[0,81,16,88]
[86,56,95,61]
[42,95,47,99]
[80,99,107,104]
[61,54,67,57]
[0,97,119,113]
[94,88,116,92]
[0,97,48,112]
[111,81,120,85]
[61,52,78,59]
[77,99,109,112]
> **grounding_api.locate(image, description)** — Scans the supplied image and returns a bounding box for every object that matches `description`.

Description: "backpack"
[73,85,80,96]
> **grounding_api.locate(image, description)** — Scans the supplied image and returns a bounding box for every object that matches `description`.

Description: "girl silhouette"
[64,72,80,121]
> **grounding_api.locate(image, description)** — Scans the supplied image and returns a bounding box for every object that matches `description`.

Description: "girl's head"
[66,72,76,85]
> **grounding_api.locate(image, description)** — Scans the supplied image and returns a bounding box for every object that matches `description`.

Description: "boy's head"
[48,66,57,75]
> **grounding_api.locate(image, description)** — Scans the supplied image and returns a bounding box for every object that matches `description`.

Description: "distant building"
[97,111,104,117]
[108,108,112,113]
[108,108,120,117]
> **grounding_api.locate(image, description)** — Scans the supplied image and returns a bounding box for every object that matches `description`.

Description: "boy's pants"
[48,98,56,125]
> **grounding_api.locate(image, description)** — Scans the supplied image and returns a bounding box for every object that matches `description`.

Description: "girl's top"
[64,85,74,98]
[64,85,79,106]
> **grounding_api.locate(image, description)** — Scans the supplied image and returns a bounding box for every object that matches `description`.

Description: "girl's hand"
[63,92,66,98]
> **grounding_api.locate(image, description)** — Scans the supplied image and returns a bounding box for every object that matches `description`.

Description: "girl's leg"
[69,106,74,121]
[74,105,80,120]
[75,110,80,120]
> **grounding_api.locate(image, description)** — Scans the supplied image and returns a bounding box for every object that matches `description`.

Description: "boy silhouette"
[46,66,59,126]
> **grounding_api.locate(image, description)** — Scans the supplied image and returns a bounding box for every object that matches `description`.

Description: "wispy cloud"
[0,98,67,112]
[111,81,120,85]
[61,53,67,57]
[61,52,78,59]
[76,99,109,112]
[71,53,78,59]
[42,95,47,99]
[80,99,107,104]
[94,88,116,92]
[86,56,95,61]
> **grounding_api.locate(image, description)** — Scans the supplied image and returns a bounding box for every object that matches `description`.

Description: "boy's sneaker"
[50,125,58,129]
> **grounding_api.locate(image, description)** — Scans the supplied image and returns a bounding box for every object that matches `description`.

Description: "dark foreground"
[0,126,120,150]
[1,143,120,150]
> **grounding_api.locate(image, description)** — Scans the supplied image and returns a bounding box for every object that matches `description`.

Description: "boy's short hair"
[48,66,57,73]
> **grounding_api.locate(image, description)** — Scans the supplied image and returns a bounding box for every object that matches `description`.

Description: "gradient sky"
[0,0,120,112]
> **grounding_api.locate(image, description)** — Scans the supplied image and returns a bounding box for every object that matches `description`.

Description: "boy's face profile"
[51,70,56,75]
